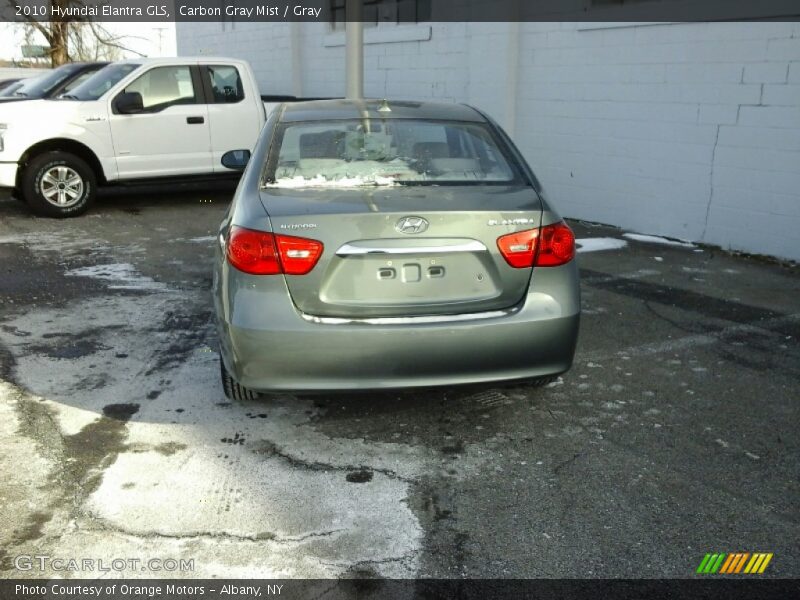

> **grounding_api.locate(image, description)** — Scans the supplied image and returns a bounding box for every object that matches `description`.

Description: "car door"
[200,64,263,173]
[108,64,212,179]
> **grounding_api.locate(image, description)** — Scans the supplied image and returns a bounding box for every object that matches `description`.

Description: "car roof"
[279,99,486,122]
[113,56,250,68]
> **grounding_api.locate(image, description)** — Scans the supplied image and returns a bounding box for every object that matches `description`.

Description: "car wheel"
[21,151,96,218]
[220,357,259,401]
[527,376,557,388]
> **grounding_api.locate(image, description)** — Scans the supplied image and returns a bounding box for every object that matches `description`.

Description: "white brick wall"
[177,20,800,260]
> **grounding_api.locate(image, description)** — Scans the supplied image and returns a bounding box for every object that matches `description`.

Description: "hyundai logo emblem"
[395,216,429,234]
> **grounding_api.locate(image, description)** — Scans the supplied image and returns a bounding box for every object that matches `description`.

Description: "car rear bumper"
[215,260,581,392]
[0,162,18,188]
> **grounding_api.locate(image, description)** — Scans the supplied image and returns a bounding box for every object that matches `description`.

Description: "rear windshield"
[264,119,522,187]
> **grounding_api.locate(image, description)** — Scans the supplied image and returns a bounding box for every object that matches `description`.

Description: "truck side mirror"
[221,149,251,170]
[114,91,144,114]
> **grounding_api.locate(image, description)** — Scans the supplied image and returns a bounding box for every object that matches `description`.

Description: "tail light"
[275,234,325,275]
[226,226,323,275]
[497,222,575,268]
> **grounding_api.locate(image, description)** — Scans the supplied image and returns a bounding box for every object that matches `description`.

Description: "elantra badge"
[395,216,429,234]
[280,223,317,230]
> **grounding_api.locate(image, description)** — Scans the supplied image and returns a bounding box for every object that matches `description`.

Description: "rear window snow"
[264,119,520,188]
[269,158,410,187]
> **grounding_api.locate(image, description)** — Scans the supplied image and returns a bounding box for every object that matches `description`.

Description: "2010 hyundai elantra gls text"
[213,99,580,399]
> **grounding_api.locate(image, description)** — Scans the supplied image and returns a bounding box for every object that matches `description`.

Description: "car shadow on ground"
[0,180,237,218]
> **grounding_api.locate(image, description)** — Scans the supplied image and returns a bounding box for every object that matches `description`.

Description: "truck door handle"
[186,116,204,124]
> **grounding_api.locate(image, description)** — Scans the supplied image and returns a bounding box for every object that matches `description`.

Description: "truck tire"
[21,151,96,218]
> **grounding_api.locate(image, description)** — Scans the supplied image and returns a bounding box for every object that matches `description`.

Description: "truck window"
[204,65,245,103]
[124,66,198,112]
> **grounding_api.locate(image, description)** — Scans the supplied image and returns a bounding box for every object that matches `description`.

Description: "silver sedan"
[213,99,580,398]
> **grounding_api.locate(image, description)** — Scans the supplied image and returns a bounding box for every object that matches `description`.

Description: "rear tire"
[21,151,96,218]
[220,357,259,401]
[527,376,557,388]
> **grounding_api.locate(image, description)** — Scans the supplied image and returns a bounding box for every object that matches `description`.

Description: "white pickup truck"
[0,57,281,217]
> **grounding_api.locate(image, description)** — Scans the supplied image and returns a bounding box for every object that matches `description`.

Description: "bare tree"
[8,0,145,66]
[67,22,138,61]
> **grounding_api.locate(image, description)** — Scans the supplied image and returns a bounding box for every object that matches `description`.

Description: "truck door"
[199,64,263,173]
[108,65,212,179]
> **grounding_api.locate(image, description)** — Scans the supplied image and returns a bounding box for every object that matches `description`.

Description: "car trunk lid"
[259,185,542,318]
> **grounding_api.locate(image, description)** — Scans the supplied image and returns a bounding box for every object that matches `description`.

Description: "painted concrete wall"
[177,21,800,260]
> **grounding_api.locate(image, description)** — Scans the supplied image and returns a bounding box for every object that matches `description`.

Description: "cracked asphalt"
[0,185,798,579]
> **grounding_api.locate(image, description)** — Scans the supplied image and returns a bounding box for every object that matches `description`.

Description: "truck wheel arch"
[18,139,106,186]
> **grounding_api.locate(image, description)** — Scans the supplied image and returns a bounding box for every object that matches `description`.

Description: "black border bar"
[2,0,800,23]
[2,579,800,600]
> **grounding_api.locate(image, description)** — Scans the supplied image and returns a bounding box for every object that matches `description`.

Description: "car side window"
[123,66,197,112]
[204,65,245,103]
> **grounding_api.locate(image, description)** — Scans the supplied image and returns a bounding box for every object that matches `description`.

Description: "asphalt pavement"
[0,185,797,579]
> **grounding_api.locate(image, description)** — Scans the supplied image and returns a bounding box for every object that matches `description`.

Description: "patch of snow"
[187,235,216,243]
[575,238,628,253]
[65,263,165,291]
[623,233,696,248]
[267,174,399,188]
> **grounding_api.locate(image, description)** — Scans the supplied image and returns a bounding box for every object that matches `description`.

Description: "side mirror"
[221,149,251,171]
[114,91,143,114]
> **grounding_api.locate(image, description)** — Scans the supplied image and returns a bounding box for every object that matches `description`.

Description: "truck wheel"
[220,356,259,401]
[21,151,96,218]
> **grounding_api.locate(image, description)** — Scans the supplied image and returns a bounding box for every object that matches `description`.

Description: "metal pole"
[505,22,520,137]
[290,21,303,98]
[345,0,363,99]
